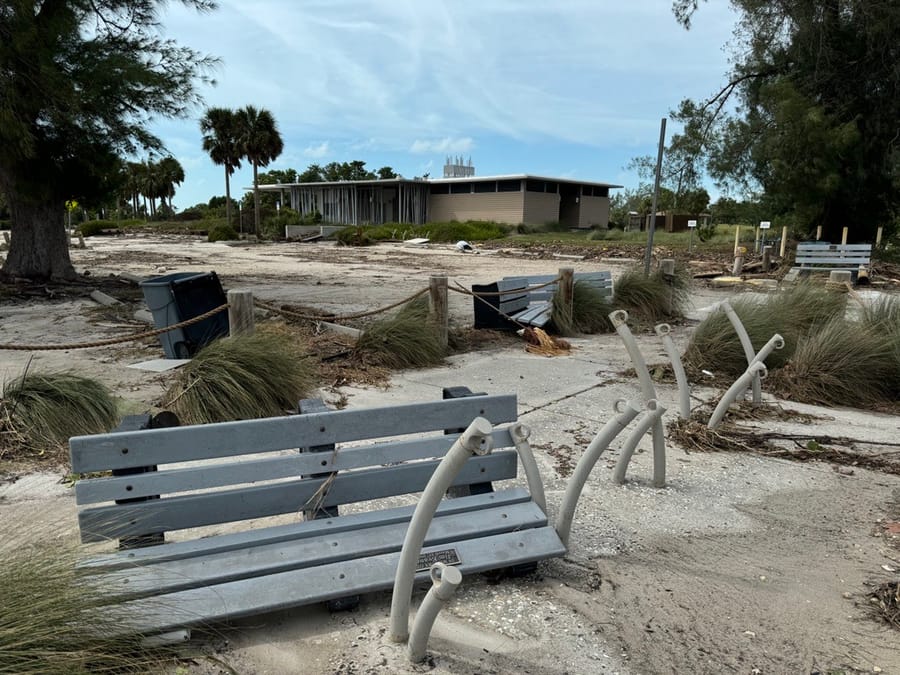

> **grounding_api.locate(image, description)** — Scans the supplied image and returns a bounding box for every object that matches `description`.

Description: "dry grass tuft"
[163,329,316,424]
[355,296,445,369]
[1,371,118,460]
[769,317,896,407]
[684,282,847,377]
[867,581,900,630]
[559,280,613,335]
[0,538,179,674]
[612,267,689,326]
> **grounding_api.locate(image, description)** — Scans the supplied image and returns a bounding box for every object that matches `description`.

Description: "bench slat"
[102,527,567,634]
[91,499,549,597]
[75,427,518,505]
[510,303,553,328]
[70,395,517,473]
[78,451,518,542]
[797,257,870,264]
[79,488,534,569]
[797,244,872,251]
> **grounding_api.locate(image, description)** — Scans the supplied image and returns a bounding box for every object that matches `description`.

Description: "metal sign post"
[687,219,697,253]
[643,118,667,276]
[759,220,771,252]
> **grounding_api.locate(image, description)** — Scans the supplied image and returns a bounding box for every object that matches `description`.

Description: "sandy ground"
[1,233,899,675]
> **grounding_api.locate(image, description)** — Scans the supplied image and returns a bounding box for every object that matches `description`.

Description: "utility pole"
[643,118,667,276]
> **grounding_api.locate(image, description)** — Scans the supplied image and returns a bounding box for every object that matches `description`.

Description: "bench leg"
[113,412,180,550]
[298,398,359,612]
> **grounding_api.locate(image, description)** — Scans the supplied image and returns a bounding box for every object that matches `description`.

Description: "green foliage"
[207,223,238,242]
[612,268,688,325]
[669,0,900,242]
[355,297,445,369]
[78,220,118,237]
[0,535,180,674]
[336,220,510,246]
[1,372,118,456]
[163,331,316,425]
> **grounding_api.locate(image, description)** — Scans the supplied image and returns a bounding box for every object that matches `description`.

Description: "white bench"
[794,242,872,275]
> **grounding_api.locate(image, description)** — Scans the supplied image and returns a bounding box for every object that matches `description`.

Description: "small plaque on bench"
[416,548,461,572]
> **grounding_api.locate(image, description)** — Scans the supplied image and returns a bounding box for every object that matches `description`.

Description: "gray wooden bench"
[472,271,612,330]
[69,393,563,635]
[793,242,872,276]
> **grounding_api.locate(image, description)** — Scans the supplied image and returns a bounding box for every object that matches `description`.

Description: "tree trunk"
[224,167,233,230]
[253,160,260,234]
[1,199,76,280]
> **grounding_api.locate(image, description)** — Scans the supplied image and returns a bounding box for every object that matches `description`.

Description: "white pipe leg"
[556,399,642,547]
[611,401,666,485]
[407,563,463,663]
[610,310,657,401]
[721,301,762,404]
[508,422,546,514]
[656,323,691,419]
[389,417,493,643]
[708,362,768,429]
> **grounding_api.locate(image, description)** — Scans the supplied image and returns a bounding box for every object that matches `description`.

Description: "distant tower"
[443,155,475,178]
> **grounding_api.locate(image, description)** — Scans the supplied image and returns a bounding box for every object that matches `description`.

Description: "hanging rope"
[256,288,429,323]
[0,304,229,351]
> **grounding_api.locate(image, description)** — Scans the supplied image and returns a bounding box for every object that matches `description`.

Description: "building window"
[545,181,558,193]
[525,179,545,192]
[430,184,450,195]
[450,183,472,194]
[473,181,496,193]
[497,179,521,192]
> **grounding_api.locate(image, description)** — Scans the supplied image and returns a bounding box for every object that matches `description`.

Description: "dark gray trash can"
[139,271,229,358]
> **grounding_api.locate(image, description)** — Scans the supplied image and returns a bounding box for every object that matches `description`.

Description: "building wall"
[522,192,560,225]
[428,192,525,224]
[578,196,610,229]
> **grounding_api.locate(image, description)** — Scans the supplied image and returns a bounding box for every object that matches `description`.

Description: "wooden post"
[876,226,884,246]
[429,275,449,349]
[732,253,744,276]
[227,289,255,337]
[559,267,575,309]
[815,225,822,241]
[754,226,760,253]
[841,227,849,245]
[762,245,772,272]
[2,231,9,244]
[733,226,740,256]
[779,226,788,257]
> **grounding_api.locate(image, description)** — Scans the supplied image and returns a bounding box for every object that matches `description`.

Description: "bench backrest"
[514,272,613,302]
[796,243,872,269]
[70,395,519,544]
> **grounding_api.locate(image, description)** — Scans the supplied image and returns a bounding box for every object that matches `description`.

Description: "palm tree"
[200,108,242,229]
[156,156,185,211]
[235,105,283,233]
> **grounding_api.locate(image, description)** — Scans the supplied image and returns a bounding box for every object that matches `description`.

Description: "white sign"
[687,219,698,228]
[759,221,772,229]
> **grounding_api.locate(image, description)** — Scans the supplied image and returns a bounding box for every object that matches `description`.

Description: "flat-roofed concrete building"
[257,174,620,229]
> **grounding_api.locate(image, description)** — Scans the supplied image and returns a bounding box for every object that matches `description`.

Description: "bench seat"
[793,243,872,276]
[70,393,563,635]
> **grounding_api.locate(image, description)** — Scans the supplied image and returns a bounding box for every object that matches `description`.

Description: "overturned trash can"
[139,271,229,359]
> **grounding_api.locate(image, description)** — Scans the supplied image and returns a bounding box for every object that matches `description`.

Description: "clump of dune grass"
[612,267,688,326]
[355,296,445,369]
[0,537,177,674]
[163,330,316,424]
[1,371,118,458]
[770,317,897,407]
[553,280,613,335]
[684,282,848,377]
[860,295,900,396]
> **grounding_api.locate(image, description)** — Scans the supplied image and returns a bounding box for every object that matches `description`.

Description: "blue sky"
[153,0,738,209]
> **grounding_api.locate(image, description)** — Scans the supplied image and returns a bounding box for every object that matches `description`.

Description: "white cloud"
[303,141,330,159]
[410,137,475,154]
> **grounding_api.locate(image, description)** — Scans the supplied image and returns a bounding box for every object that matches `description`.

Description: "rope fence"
[0,272,567,352]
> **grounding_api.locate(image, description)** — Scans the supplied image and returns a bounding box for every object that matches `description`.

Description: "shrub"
[570,281,614,333]
[207,223,238,242]
[336,220,510,246]
[173,208,205,222]
[78,220,118,237]
[162,330,316,425]
[1,372,118,457]
[355,296,445,368]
